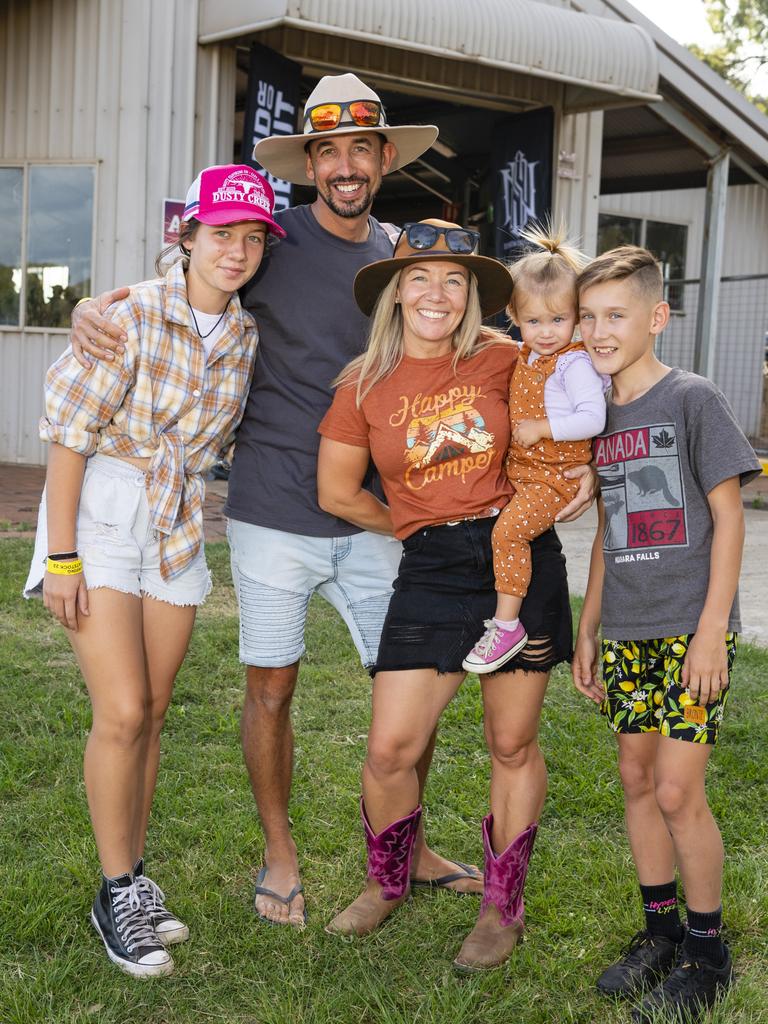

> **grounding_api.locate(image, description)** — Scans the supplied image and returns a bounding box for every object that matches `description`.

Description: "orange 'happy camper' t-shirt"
[318,343,517,539]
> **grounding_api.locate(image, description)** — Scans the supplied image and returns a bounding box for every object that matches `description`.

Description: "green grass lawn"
[1,539,766,1024]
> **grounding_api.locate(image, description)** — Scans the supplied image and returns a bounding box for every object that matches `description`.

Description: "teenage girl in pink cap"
[23,165,285,977]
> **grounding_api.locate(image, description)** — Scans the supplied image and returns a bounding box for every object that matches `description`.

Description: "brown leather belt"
[443,505,501,527]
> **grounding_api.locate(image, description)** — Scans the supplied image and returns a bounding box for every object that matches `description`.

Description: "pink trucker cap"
[182,164,286,237]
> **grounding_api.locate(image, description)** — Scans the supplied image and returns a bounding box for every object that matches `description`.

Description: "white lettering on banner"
[257,81,275,109]
[261,171,290,206]
[500,151,538,236]
[254,109,272,138]
[272,91,295,134]
[252,79,296,211]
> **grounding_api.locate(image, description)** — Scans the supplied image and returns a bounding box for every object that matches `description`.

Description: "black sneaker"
[134,859,189,946]
[631,945,734,1023]
[90,873,174,977]
[597,929,681,998]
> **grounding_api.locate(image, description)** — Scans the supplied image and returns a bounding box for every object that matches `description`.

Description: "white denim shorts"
[24,453,212,607]
[227,518,402,669]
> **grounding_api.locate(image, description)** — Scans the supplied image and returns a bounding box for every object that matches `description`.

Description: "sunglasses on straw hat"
[396,222,481,256]
[353,218,513,319]
[305,99,385,133]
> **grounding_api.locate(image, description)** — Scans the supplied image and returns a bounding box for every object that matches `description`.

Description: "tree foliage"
[688,0,768,112]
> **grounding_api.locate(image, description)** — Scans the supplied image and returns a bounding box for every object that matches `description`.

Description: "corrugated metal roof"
[199,0,660,104]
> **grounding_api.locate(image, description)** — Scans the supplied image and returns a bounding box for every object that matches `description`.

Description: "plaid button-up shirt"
[41,261,258,580]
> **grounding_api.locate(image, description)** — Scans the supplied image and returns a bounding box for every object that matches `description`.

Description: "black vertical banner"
[241,43,301,212]
[491,107,554,260]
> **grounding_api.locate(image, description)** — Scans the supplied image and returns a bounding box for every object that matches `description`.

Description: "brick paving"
[0,464,229,541]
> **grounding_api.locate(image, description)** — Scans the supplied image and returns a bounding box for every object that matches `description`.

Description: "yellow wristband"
[74,296,92,309]
[46,557,83,576]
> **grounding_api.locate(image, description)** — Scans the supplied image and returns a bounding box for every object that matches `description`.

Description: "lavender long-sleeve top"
[529,349,608,441]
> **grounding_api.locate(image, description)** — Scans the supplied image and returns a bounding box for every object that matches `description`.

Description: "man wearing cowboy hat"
[68,73,496,928]
[229,74,488,929]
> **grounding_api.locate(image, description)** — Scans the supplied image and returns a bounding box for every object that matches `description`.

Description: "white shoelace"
[135,874,167,913]
[111,881,159,952]
[474,619,502,657]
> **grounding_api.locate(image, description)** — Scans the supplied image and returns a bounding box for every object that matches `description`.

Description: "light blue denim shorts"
[24,453,211,607]
[227,518,402,669]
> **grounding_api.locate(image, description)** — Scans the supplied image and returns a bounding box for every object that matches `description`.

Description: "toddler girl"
[463,226,606,673]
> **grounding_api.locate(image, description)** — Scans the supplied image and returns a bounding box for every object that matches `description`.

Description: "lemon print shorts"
[601,634,737,745]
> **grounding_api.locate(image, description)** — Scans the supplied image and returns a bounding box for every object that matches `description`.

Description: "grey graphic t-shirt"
[595,368,760,640]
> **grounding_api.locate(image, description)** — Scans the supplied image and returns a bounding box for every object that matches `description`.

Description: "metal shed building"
[1,0,766,463]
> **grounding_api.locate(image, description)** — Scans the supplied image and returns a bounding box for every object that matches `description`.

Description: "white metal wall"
[599,184,768,435]
[555,111,604,257]
[0,0,202,464]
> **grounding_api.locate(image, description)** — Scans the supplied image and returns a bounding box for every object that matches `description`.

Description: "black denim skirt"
[373,516,572,676]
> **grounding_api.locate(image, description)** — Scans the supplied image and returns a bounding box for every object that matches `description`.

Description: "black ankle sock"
[640,881,684,941]
[684,906,725,965]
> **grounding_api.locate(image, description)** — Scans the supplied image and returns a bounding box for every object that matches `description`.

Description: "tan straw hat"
[253,73,438,186]
[354,219,513,319]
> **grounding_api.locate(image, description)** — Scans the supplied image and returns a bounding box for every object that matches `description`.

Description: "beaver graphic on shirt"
[627,465,680,507]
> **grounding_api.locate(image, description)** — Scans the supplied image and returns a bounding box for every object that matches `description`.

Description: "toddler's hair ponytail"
[508,220,586,317]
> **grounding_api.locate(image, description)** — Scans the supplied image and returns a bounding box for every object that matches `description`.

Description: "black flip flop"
[410,860,483,891]
[254,865,307,925]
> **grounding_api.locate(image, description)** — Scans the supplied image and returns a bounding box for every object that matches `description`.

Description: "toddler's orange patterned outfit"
[492,341,601,598]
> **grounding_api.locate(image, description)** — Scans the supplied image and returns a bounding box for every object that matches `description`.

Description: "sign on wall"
[491,107,554,261]
[241,43,301,213]
[162,198,185,245]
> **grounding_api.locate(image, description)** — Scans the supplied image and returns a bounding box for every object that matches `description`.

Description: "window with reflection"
[597,213,688,312]
[0,168,23,326]
[597,213,642,252]
[646,220,687,311]
[0,164,94,328]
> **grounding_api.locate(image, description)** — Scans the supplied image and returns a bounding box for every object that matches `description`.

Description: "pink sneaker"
[462,619,528,674]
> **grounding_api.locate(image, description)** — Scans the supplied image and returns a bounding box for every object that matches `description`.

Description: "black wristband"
[46,550,79,561]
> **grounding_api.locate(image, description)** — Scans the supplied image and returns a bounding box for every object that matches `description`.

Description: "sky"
[627,0,718,47]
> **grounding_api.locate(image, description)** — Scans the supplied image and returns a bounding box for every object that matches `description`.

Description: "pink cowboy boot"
[453,814,538,971]
[326,799,422,936]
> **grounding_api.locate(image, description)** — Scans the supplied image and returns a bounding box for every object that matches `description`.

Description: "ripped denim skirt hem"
[372,517,572,677]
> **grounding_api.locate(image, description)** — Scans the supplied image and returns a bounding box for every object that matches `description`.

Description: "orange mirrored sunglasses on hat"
[305,99,384,133]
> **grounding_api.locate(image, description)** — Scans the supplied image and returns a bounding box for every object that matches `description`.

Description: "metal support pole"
[694,150,729,380]
[205,46,221,164]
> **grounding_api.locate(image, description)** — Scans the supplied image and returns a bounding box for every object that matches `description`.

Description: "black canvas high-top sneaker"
[133,858,189,945]
[90,873,174,977]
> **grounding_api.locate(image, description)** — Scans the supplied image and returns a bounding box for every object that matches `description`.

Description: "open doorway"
[233,56,521,251]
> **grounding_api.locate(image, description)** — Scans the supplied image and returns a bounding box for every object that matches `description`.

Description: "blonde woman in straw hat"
[66,74,502,926]
[318,221,594,970]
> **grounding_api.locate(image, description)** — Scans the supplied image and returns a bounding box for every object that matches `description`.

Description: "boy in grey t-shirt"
[572,246,760,1024]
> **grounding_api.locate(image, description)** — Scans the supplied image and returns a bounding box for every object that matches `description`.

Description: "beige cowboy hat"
[253,73,439,186]
[354,219,513,319]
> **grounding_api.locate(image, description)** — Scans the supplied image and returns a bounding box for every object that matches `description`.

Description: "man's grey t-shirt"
[594,368,760,640]
[225,204,394,537]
